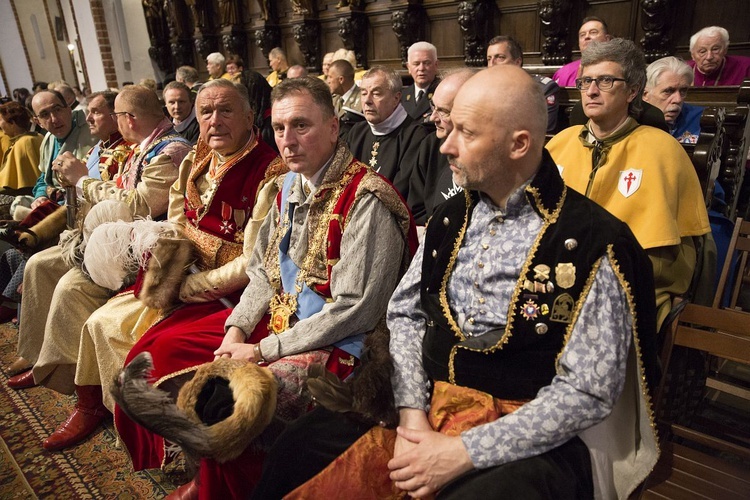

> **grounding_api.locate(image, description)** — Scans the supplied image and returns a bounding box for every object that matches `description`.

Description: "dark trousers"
[438,435,592,499]
[251,406,593,500]
[251,407,372,499]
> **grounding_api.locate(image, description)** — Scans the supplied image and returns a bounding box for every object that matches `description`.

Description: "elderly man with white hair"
[206,52,231,81]
[401,41,440,123]
[643,56,703,144]
[688,26,750,87]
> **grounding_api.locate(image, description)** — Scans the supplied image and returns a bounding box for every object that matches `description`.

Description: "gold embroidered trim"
[525,183,566,224]
[81,177,98,203]
[605,245,659,445]
[445,185,567,383]
[184,222,243,269]
[185,132,260,226]
[264,143,359,292]
[154,364,201,389]
[440,190,471,342]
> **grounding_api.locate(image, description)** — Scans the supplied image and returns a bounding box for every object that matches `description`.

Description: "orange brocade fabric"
[285,382,528,499]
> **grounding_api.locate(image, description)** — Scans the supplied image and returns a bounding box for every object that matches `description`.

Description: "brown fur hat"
[112,353,278,469]
[176,358,278,463]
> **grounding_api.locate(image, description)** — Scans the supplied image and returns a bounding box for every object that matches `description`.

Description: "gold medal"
[555,263,576,289]
[268,293,298,334]
[533,264,550,281]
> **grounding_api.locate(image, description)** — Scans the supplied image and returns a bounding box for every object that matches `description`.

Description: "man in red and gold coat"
[116,77,416,499]
[40,79,283,452]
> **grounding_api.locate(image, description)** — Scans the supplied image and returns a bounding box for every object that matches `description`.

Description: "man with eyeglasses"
[404,68,477,225]
[643,56,702,144]
[688,26,750,87]
[547,38,710,330]
[401,42,440,123]
[8,85,192,448]
[346,66,428,197]
[12,89,96,215]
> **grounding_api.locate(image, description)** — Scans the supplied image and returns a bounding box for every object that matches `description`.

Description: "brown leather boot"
[43,385,109,451]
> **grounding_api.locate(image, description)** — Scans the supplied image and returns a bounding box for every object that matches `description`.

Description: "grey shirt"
[226,172,405,362]
[388,186,633,469]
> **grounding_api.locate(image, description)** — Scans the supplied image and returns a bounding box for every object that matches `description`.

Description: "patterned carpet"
[0,322,179,499]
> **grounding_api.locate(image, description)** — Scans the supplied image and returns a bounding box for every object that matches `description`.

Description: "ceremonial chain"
[267,174,346,334]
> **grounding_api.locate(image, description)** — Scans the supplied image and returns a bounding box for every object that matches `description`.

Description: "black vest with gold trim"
[420,150,659,401]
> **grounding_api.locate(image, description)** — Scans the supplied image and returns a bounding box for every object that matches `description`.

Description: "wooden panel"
[146,0,750,80]
[498,9,539,54]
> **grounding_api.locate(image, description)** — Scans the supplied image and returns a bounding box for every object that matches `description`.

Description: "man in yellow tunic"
[546,38,711,329]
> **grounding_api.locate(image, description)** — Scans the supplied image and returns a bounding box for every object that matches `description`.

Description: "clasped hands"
[214,325,262,362]
[389,408,474,498]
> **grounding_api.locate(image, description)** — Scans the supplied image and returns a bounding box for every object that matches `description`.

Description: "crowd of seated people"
[0,21,748,500]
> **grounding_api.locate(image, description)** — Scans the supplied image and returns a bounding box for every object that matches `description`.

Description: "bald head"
[440,65,547,207]
[430,68,478,138]
[459,66,546,149]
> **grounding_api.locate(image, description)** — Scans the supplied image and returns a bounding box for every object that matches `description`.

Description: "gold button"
[468,317,475,325]
[489,229,497,236]
[431,249,438,258]
[478,297,485,304]
[482,244,489,250]
[478,262,484,268]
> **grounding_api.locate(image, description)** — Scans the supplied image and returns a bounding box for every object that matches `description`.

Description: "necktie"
[416,89,424,103]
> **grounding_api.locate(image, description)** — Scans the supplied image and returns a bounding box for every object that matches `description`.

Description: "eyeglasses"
[36,104,66,121]
[575,76,627,91]
[109,111,134,120]
[428,99,450,119]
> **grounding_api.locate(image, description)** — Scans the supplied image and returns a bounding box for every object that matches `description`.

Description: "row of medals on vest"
[521,238,578,333]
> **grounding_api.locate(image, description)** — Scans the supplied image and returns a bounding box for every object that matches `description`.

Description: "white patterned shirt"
[388,186,633,468]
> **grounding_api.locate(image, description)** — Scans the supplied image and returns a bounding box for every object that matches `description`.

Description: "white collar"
[368,103,408,136]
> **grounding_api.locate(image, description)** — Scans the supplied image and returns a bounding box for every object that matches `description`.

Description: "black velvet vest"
[419,150,659,400]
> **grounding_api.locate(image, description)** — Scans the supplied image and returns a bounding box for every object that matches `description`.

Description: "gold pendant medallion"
[268,293,298,334]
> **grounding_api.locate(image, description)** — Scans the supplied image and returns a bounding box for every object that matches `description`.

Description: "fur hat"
[112,352,277,474]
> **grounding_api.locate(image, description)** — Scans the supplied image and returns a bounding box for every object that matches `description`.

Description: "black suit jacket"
[400,79,440,123]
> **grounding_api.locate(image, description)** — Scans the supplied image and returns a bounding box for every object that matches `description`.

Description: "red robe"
[116,157,416,499]
[114,137,279,471]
